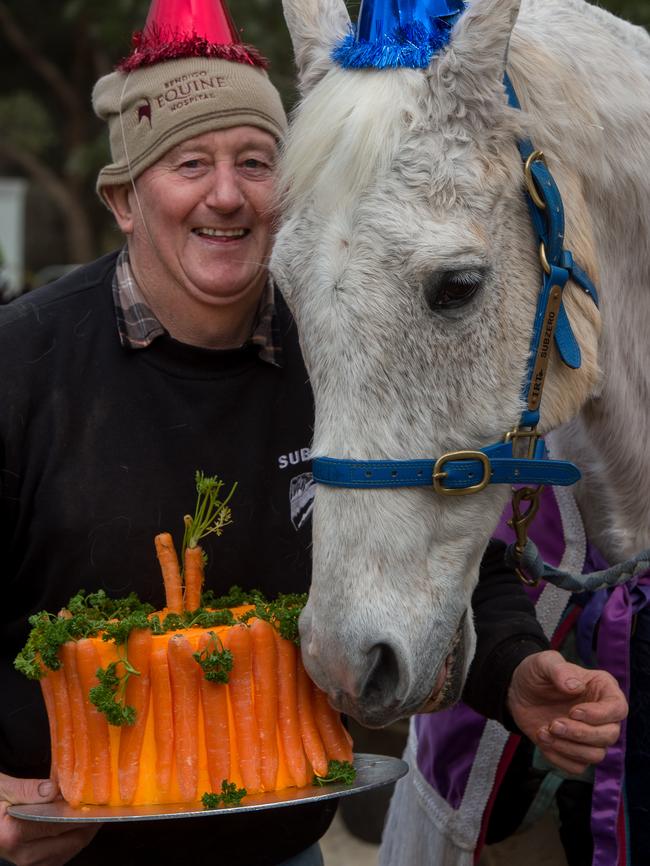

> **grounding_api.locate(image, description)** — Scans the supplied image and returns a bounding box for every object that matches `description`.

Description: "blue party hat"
[332,0,465,69]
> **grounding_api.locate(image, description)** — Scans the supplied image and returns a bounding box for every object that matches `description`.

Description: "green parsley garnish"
[313,760,357,786]
[89,659,139,726]
[201,585,266,610]
[201,792,221,809]
[240,593,308,645]
[192,631,233,683]
[201,780,247,809]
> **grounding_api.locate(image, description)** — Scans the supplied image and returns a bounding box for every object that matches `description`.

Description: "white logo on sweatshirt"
[278,447,311,470]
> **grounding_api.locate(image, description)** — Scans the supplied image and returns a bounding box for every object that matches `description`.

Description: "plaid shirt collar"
[112,247,283,367]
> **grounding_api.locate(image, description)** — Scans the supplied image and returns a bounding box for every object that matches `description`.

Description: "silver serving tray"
[7,753,407,823]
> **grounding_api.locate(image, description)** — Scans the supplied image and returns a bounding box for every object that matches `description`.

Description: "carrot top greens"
[182,470,237,555]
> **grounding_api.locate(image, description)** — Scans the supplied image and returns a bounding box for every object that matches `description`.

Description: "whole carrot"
[154,533,184,613]
[250,618,279,791]
[225,625,261,793]
[167,634,201,802]
[275,632,309,788]
[197,631,230,792]
[150,641,174,792]
[183,544,204,612]
[296,655,328,778]
[118,629,152,804]
[39,672,59,786]
[48,662,76,804]
[75,639,112,804]
[61,642,90,807]
[311,684,353,764]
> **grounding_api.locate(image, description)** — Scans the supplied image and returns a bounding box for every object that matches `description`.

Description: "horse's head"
[272,0,601,726]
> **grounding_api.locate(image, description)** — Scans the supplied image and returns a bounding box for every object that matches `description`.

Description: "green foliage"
[313,760,357,786]
[0,92,56,155]
[201,780,247,809]
[600,0,650,29]
[193,632,233,683]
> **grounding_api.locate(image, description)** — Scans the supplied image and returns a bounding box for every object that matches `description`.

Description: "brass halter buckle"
[432,450,491,496]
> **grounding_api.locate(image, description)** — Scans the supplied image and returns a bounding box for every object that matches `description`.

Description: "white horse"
[271,0,650,737]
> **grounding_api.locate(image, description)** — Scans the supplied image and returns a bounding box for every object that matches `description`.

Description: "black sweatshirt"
[0,253,547,865]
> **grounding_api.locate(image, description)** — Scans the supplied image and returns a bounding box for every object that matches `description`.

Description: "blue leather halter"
[312,75,599,499]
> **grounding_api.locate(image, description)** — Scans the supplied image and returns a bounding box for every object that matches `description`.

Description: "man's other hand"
[507,650,628,775]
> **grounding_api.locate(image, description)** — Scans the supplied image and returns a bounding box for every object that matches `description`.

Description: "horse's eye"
[425,269,485,311]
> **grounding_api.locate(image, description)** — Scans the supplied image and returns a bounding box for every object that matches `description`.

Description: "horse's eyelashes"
[424,269,485,313]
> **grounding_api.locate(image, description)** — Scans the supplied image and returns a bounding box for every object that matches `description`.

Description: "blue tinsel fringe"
[332,16,462,70]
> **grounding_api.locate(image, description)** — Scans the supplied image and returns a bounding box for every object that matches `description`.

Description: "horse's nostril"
[361,642,402,708]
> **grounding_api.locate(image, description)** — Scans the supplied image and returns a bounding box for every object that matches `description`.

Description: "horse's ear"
[444,0,522,84]
[283,0,351,95]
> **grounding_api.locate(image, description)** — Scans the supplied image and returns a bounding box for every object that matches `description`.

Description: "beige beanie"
[93,56,287,197]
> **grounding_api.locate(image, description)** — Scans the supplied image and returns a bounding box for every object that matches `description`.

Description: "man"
[0,1,626,864]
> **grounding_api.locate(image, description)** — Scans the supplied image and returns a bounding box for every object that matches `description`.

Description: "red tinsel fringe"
[118,30,269,72]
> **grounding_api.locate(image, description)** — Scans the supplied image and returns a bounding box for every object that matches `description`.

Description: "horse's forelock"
[280,55,529,218]
[280,67,429,214]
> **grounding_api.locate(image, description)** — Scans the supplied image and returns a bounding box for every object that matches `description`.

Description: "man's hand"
[0,773,99,866]
[507,650,628,776]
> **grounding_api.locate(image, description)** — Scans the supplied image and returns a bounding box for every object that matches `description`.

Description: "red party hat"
[119,0,268,72]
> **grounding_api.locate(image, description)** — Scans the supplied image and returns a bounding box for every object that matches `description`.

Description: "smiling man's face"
[126,125,278,314]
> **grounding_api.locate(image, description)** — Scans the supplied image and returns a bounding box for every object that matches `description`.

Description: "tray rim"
[7,753,408,823]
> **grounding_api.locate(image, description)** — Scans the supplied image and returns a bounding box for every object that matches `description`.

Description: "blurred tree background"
[0,0,647,277]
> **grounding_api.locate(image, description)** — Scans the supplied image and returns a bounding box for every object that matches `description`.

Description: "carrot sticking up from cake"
[183,545,205,612]
[154,533,184,614]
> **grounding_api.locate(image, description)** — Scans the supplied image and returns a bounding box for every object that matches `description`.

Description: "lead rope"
[505,538,650,593]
